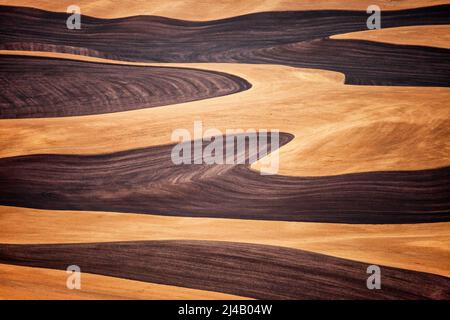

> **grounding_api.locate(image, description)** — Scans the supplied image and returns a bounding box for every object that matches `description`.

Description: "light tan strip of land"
[332,25,450,50]
[0,263,249,300]
[1,51,449,177]
[1,206,449,277]
[2,0,449,20]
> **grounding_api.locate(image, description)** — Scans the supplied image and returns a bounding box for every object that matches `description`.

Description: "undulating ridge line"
[331,25,450,50]
[0,133,449,224]
[235,38,450,87]
[2,206,450,276]
[0,52,448,176]
[1,5,449,86]
[0,55,251,118]
[4,0,450,21]
[0,240,448,300]
[0,263,250,300]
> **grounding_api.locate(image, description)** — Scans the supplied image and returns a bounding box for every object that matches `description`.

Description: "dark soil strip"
[1,5,449,86]
[0,55,251,118]
[0,133,448,224]
[0,240,448,299]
